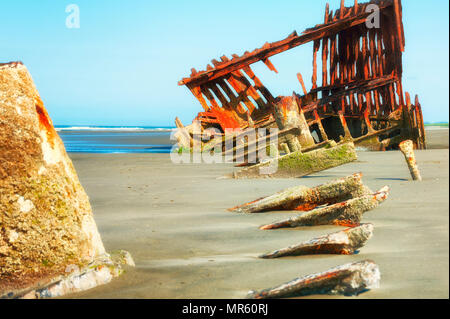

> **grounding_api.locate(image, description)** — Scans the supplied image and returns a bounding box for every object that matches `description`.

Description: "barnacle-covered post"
[399,139,422,181]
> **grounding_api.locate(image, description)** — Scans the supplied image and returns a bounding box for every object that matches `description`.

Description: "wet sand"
[68,128,449,299]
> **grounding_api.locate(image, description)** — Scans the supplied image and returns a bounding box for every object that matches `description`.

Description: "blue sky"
[1,0,448,126]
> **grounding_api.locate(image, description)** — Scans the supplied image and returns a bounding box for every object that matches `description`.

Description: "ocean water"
[56,126,175,153]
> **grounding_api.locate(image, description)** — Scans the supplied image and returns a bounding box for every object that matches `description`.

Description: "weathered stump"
[247,260,380,299]
[229,173,371,213]
[260,186,389,229]
[259,223,373,258]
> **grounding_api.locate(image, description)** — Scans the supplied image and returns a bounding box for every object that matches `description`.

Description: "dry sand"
[68,128,449,299]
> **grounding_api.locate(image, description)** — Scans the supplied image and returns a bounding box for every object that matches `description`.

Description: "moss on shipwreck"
[278,142,357,171]
[232,142,357,179]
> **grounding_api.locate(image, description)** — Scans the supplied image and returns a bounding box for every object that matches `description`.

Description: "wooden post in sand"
[247,260,380,299]
[228,173,372,214]
[260,186,389,229]
[399,139,422,181]
[259,224,374,258]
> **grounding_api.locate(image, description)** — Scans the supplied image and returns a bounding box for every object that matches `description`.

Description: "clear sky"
[1,0,448,126]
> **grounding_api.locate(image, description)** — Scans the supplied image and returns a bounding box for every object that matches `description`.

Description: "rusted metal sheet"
[177,0,426,152]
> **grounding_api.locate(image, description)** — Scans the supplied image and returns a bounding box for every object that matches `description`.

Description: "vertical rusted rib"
[362,30,370,79]
[376,29,384,76]
[312,40,320,89]
[364,91,374,132]
[415,94,426,149]
[395,81,404,109]
[329,33,337,85]
[393,0,405,52]
[388,84,396,112]
[340,0,345,19]
[354,30,361,80]
[373,89,380,113]
[349,32,356,80]
[349,92,355,114]
[322,37,329,87]
[324,3,330,23]
[357,93,364,113]
[369,29,377,78]
[382,11,395,76]
[338,32,345,84]
[344,31,351,83]
[381,86,390,115]
[354,0,358,14]
[405,91,411,109]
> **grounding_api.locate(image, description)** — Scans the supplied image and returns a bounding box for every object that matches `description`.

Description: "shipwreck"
[175,0,426,156]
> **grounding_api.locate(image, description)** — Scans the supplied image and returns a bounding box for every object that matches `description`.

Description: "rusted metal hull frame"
[177,0,425,152]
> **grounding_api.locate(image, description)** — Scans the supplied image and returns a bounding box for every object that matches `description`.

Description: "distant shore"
[425,123,449,127]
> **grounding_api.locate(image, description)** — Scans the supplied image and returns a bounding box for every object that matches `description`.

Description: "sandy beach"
[67,128,449,299]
